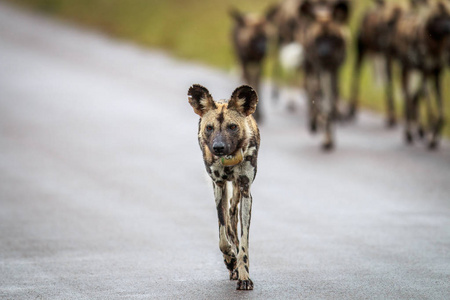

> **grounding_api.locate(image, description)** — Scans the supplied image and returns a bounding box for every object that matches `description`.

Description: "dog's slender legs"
[227,182,240,280]
[229,183,240,250]
[331,69,340,121]
[234,176,253,290]
[411,74,427,139]
[348,35,365,120]
[385,54,396,127]
[304,64,319,133]
[213,182,236,274]
[401,67,413,144]
[424,77,434,140]
[429,69,444,149]
[320,71,334,150]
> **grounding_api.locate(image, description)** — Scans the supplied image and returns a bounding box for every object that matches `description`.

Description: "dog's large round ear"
[299,0,314,21]
[333,0,350,24]
[188,84,216,117]
[228,85,258,116]
[436,1,450,16]
[229,7,245,26]
[387,6,402,28]
[265,3,279,23]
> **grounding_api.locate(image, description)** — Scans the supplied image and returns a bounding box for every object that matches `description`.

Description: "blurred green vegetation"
[5,0,449,136]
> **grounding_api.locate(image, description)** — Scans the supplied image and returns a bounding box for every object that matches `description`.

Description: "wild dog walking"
[188,84,260,290]
[348,0,403,126]
[300,0,350,149]
[393,1,450,148]
[230,8,274,122]
[266,0,305,100]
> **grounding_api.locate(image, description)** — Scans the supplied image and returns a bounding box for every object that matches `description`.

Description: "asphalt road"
[1,2,449,299]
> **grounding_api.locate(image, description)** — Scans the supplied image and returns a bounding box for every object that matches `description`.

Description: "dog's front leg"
[234,176,253,290]
[213,181,236,276]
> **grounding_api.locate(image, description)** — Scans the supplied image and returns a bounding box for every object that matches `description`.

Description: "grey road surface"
[1,3,449,299]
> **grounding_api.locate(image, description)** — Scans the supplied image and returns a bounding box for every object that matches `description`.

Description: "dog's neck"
[220,149,244,166]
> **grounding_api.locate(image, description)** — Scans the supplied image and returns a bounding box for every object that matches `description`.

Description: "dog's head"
[188,84,258,157]
[229,8,274,62]
[299,0,350,25]
[360,1,403,50]
[299,0,350,68]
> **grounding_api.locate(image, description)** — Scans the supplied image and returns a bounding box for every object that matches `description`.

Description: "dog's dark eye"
[228,124,238,131]
[206,125,214,132]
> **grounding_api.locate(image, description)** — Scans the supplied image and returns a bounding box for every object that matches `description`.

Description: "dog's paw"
[386,116,396,128]
[417,126,425,139]
[224,256,237,273]
[346,105,357,120]
[230,269,239,280]
[309,119,317,133]
[236,279,253,290]
[405,131,413,144]
[428,139,439,150]
[321,140,334,151]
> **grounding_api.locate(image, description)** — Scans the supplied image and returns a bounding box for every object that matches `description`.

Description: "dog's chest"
[210,163,238,182]
[208,156,256,184]
[204,144,258,184]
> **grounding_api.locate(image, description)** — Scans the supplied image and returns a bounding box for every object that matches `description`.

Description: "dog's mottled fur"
[300,0,350,149]
[188,84,260,290]
[393,0,450,148]
[348,0,403,126]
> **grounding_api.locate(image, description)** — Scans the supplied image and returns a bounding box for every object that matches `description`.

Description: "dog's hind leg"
[401,67,414,144]
[234,176,254,290]
[228,182,240,280]
[428,69,444,150]
[385,54,396,127]
[320,71,335,150]
[304,63,319,133]
[213,181,237,276]
[348,33,365,120]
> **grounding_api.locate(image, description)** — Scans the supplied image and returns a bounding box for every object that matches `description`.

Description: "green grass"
[5,0,449,137]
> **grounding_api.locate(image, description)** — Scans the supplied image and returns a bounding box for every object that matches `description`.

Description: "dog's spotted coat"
[299,0,350,150]
[188,84,260,290]
[392,0,450,148]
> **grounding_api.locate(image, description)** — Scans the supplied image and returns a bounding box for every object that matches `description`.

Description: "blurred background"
[5,0,450,137]
[1,0,450,298]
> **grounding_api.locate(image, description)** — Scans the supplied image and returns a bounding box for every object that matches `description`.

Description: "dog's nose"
[212,142,226,155]
[317,41,332,58]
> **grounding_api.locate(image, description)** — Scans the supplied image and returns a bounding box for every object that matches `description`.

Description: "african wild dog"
[266,0,304,100]
[188,84,260,290]
[348,0,403,126]
[393,1,450,149]
[269,0,304,50]
[230,8,274,122]
[299,0,350,149]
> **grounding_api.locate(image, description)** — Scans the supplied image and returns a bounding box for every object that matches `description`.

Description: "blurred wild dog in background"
[230,7,275,122]
[393,0,450,149]
[348,0,403,126]
[299,0,350,150]
[266,0,304,100]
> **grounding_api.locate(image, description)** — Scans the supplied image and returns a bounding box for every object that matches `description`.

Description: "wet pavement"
[0,2,449,299]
